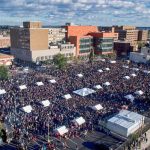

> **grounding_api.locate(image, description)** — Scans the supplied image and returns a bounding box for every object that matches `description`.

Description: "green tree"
[89,49,94,64]
[53,53,67,69]
[0,66,9,80]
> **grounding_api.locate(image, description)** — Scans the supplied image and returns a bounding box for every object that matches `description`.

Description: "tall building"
[114,26,138,51]
[138,30,148,42]
[10,21,75,62]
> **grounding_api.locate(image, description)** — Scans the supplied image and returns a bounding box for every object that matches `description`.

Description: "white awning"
[73,117,85,126]
[135,90,144,95]
[124,94,135,102]
[98,69,103,73]
[0,89,6,95]
[105,68,110,71]
[100,59,106,62]
[94,85,103,89]
[91,104,103,111]
[143,70,150,74]
[131,74,137,77]
[49,79,56,83]
[22,105,33,113]
[63,94,72,100]
[110,60,116,64]
[123,65,129,69]
[73,88,96,97]
[131,68,139,71]
[77,74,83,78]
[36,82,44,86]
[124,76,130,80]
[54,126,68,136]
[19,85,27,90]
[41,100,50,107]
[103,82,111,86]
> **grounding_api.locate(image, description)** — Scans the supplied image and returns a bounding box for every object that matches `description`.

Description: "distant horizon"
[0,0,150,27]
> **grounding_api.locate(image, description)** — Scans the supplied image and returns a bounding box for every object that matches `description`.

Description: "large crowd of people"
[0,59,150,149]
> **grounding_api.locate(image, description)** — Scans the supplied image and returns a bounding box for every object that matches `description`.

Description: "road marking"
[67,138,78,145]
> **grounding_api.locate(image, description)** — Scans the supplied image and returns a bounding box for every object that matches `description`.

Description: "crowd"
[0,59,150,149]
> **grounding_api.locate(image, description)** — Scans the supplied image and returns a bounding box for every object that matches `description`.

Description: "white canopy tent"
[123,65,129,69]
[41,100,50,107]
[105,68,110,71]
[22,105,33,113]
[110,60,116,64]
[131,73,137,77]
[135,90,144,96]
[100,59,106,62]
[91,104,103,111]
[103,82,111,86]
[72,117,85,126]
[131,68,139,71]
[124,94,135,102]
[73,88,96,97]
[54,126,68,136]
[49,79,56,83]
[63,94,72,100]
[0,89,6,95]
[77,74,83,78]
[98,69,103,73]
[36,82,44,86]
[94,85,103,89]
[143,70,150,74]
[19,85,27,90]
[124,76,130,80]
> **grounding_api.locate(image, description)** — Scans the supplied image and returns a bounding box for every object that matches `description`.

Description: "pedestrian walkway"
[139,129,150,150]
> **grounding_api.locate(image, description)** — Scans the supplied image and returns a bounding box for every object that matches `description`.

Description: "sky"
[0,0,150,26]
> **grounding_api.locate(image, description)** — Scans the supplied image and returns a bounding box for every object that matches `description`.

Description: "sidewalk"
[139,129,150,150]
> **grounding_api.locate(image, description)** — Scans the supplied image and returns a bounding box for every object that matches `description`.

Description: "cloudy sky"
[0,0,150,26]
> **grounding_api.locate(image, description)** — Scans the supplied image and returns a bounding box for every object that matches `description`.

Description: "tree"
[53,53,67,69]
[0,66,9,80]
[89,48,94,64]
[0,122,3,138]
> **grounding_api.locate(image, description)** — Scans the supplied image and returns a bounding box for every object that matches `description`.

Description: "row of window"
[79,49,91,54]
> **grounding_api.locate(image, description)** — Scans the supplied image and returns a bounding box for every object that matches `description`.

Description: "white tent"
[131,73,137,77]
[36,82,44,86]
[103,82,111,86]
[124,76,130,80]
[19,85,27,90]
[91,104,103,111]
[54,126,68,136]
[135,90,144,96]
[143,70,150,74]
[123,65,129,69]
[105,68,110,71]
[77,74,83,78]
[94,85,103,89]
[22,105,33,113]
[41,100,50,107]
[98,69,103,73]
[124,94,135,102]
[110,60,116,64]
[131,68,139,71]
[0,89,6,95]
[73,88,96,97]
[100,59,106,62]
[49,79,56,83]
[72,117,85,126]
[63,94,72,100]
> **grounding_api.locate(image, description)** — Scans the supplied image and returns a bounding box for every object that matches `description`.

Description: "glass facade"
[95,37,113,52]
[79,38,93,53]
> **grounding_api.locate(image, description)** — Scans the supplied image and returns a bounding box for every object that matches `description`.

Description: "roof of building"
[0,53,14,60]
[108,110,144,129]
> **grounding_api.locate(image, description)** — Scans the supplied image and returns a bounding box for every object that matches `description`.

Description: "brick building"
[0,36,10,48]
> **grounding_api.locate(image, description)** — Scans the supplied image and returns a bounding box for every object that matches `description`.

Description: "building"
[114,26,138,51]
[48,27,66,45]
[88,32,114,55]
[10,21,76,62]
[107,110,145,137]
[130,46,150,63]
[138,30,148,42]
[0,35,10,48]
[65,24,114,56]
[0,53,14,66]
[114,41,131,57]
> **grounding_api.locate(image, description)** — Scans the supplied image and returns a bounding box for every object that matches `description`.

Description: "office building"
[10,21,75,62]
[138,30,148,42]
